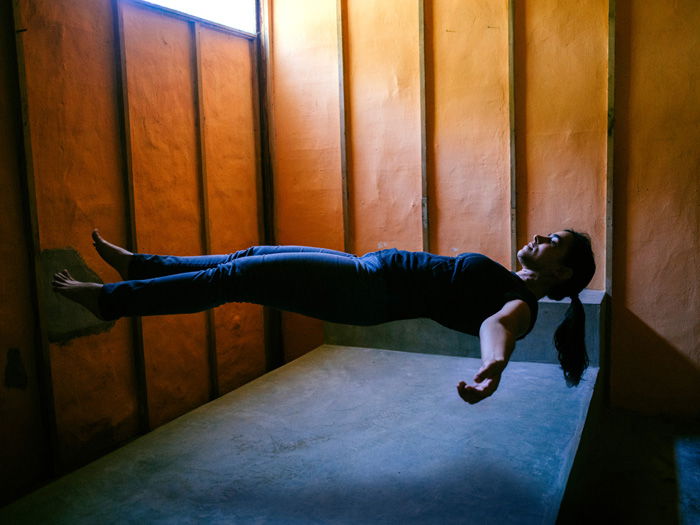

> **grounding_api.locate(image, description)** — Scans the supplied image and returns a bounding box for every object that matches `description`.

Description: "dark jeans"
[99,245,390,324]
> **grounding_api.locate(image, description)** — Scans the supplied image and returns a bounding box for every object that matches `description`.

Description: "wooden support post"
[113,0,150,432]
[10,0,58,475]
[191,21,219,400]
[508,0,518,270]
[255,0,283,370]
[336,0,351,254]
[602,0,616,406]
[418,0,430,253]
[605,0,615,298]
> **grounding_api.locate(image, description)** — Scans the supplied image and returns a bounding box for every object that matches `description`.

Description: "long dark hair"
[547,230,595,386]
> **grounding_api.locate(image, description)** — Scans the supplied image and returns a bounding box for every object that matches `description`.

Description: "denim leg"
[129,245,354,279]
[100,250,389,325]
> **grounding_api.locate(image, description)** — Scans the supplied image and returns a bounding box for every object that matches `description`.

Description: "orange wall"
[345,0,423,255]
[612,0,700,415]
[515,0,607,290]
[430,0,511,264]
[267,0,699,416]
[4,0,263,498]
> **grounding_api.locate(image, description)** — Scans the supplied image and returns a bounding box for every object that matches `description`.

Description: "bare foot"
[92,229,132,280]
[52,269,105,320]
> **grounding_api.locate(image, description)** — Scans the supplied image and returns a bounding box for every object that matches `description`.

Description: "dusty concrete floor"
[2,345,597,524]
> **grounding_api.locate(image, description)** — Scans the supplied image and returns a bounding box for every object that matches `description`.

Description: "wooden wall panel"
[429,0,511,264]
[15,0,139,467]
[270,0,344,249]
[198,27,265,393]
[268,0,344,361]
[0,0,46,501]
[515,0,608,288]
[346,0,423,255]
[121,3,209,427]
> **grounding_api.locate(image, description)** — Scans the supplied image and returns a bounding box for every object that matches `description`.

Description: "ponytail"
[553,294,588,386]
[547,229,595,386]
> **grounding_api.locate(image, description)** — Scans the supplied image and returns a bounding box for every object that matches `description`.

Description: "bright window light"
[143,0,257,34]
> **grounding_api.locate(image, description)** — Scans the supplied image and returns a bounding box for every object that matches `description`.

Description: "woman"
[53,229,595,405]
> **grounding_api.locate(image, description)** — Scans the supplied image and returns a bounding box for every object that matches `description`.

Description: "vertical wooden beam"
[336,0,351,254]
[113,0,150,432]
[602,0,616,405]
[508,0,518,270]
[256,0,276,247]
[255,0,283,370]
[249,14,271,374]
[605,0,615,297]
[191,21,219,400]
[250,38,265,249]
[418,0,430,253]
[11,0,58,475]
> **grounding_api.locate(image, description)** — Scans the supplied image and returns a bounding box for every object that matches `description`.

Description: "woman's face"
[517,230,574,277]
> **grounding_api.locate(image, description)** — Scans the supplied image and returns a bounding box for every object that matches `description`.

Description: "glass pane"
[142,0,257,34]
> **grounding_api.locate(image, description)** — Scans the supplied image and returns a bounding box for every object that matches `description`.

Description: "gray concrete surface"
[1,345,597,524]
[326,290,606,365]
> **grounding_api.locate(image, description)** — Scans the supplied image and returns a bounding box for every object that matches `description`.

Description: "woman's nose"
[533,234,549,244]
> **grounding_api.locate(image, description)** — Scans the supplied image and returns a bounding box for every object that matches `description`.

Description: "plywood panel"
[346,0,422,255]
[0,0,46,501]
[269,0,344,361]
[430,0,510,264]
[16,0,139,467]
[612,0,700,415]
[198,27,265,393]
[121,3,209,427]
[515,0,607,289]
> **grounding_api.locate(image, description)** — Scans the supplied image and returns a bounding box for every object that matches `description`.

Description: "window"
[141,0,257,34]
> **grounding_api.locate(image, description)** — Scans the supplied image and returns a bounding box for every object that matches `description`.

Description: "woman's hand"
[458,300,530,404]
[456,359,506,404]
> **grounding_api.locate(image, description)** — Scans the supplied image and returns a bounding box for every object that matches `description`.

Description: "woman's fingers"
[457,379,493,404]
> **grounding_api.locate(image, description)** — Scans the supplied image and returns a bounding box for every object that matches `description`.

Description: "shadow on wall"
[40,248,114,343]
[612,306,700,416]
[612,0,700,419]
[558,406,700,525]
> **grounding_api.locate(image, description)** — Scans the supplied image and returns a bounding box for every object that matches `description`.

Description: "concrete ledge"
[326,289,607,365]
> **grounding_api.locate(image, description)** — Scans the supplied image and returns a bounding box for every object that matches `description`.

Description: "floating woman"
[53,229,595,404]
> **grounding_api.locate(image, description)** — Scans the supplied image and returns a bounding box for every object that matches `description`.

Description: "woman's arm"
[457,299,531,404]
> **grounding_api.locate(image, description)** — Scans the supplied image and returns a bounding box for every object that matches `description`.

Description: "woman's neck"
[515,269,551,300]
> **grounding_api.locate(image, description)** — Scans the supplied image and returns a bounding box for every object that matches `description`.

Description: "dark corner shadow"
[559,306,700,524]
